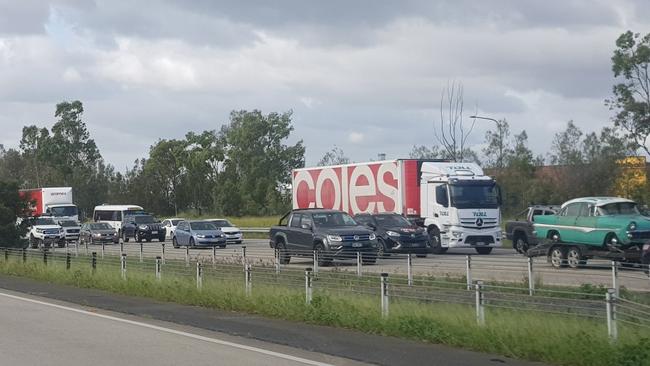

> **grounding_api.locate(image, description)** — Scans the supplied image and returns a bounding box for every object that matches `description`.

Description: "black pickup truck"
[269,209,379,266]
[505,205,558,254]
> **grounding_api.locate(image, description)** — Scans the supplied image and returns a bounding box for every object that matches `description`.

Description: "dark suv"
[269,209,378,266]
[355,213,430,257]
[121,214,165,242]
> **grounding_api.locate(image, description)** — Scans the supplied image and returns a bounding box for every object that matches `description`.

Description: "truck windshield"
[59,220,78,227]
[312,212,357,227]
[449,183,500,209]
[597,202,639,215]
[375,215,411,227]
[49,206,78,217]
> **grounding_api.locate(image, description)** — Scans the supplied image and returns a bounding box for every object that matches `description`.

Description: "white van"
[93,205,145,233]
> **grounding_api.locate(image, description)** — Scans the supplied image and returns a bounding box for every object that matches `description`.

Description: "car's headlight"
[628,222,637,231]
[139,225,148,230]
[327,234,342,242]
[93,233,102,237]
[197,234,205,238]
[386,231,400,237]
[369,233,376,240]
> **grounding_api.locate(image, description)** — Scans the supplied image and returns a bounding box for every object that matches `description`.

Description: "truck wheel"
[566,246,586,269]
[276,239,290,264]
[475,247,493,255]
[514,234,529,255]
[549,246,566,268]
[428,227,447,254]
[315,243,332,267]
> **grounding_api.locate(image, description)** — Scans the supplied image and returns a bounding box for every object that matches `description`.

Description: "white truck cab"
[420,162,502,254]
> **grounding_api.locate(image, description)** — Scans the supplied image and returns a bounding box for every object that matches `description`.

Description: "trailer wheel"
[566,246,586,269]
[549,246,566,268]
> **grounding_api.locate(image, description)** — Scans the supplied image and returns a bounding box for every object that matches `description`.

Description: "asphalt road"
[55,238,650,291]
[0,289,366,366]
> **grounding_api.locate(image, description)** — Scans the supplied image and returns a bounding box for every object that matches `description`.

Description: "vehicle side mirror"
[301,223,312,230]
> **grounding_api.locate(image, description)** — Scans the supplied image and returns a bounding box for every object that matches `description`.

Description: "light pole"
[470,115,505,169]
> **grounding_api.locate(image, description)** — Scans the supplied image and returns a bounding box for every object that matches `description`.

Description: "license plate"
[352,242,363,248]
[476,242,485,246]
[151,231,158,234]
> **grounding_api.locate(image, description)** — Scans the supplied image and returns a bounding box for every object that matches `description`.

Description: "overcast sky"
[0,0,648,169]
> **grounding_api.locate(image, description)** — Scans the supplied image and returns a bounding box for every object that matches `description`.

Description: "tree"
[606,31,650,155]
[550,121,584,165]
[482,119,511,169]
[409,145,441,159]
[146,139,188,216]
[318,146,349,166]
[0,180,30,247]
[434,81,476,162]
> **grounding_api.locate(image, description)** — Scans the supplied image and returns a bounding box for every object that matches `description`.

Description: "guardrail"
[3,244,650,342]
[240,227,269,233]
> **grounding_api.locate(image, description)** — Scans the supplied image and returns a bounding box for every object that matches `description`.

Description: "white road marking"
[0,291,333,366]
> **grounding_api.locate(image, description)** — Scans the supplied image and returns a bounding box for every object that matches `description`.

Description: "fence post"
[380,273,389,318]
[66,252,71,270]
[43,250,47,266]
[3,248,7,262]
[407,253,413,286]
[139,242,143,263]
[356,251,362,277]
[91,252,97,273]
[606,288,618,342]
[65,241,69,253]
[465,255,472,290]
[120,253,126,280]
[212,246,217,267]
[244,263,252,296]
[242,245,247,266]
[101,241,105,259]
[120,240,124,255]
[313,250,319,274]
[74,241,78,257]
[305,267,313,305]
[185,246,190,267]
[528,257,535,296]
[275,248,281,274]
[475,280,485,326]
[155,256,162,281]
[22,248,26,263]
[196,262,203,290]
[84,240,89,255]
[611,261,619,297]
[161,242,166,264]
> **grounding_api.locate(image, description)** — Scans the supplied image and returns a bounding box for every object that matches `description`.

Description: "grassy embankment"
[0,253,648,366]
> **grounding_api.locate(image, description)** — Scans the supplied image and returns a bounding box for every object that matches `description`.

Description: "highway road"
[54,238,650,291]
[0,289,366,366]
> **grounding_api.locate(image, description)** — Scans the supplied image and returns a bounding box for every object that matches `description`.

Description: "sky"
[0,0,648,169]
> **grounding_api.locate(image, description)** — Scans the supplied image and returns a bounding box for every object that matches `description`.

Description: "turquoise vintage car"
[533,197,650,248]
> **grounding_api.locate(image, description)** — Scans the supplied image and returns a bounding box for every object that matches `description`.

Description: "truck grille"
[341,234,370,242]
[44,229,59,235]
[465,236,495,245]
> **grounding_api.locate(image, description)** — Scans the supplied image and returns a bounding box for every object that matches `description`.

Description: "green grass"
[0,254,648,366]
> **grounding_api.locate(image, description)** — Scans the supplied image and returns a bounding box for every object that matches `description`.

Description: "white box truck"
[292,159,502,254]
[19,187,79,222]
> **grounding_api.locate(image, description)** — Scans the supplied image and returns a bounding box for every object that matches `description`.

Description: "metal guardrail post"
[606,288,618,342]
[84,240,89,255]
[74,242,78,257]
[66,252,71,270]
[185,246,190,267]
[407,253,413,286]
[120,253,127,280]
[4,248,7,262]
[101,241,105,259]
[528,257,535,296]
[274,248,281,274]
[139,242,143,263]
[313,250,319,274]
[120,241,124,255]
[91,252,97,273]
[380,273,389,318]
[212,246,217,267]
[196,262,203,290]
[161,243,166,264]
[65,241,69,253]
[155,256,162,281]
[305,267,313,305]
[611,261,619,297]
[356,251,362,277]
[244,264,252,297]
[43,250,47,266]
[475,280,485,326]
[465,255,472,290]
[22,248,26,263]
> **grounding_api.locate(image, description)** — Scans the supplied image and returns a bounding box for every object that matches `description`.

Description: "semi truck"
[292,159,503,254]
[19,187,79,222]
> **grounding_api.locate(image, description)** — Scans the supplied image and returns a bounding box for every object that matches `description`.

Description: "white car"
[204,219,243,244]
[25,217,65,248]
[58,220,81,243]
[162,218,185,240]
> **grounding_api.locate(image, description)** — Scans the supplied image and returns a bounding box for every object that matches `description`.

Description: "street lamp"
[470,115,505,169]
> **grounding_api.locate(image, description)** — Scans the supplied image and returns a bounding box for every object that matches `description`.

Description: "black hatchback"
[355,213,430,257]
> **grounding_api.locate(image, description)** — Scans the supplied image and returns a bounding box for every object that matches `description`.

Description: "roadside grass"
[0,255,648,366]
